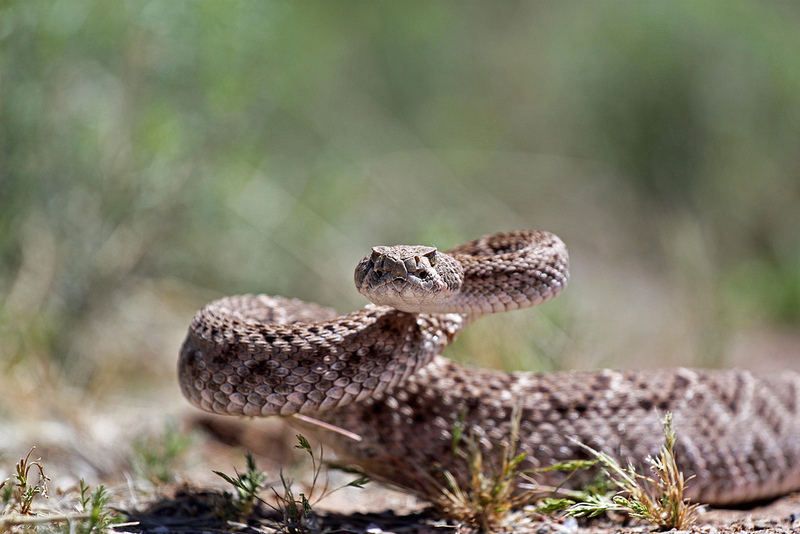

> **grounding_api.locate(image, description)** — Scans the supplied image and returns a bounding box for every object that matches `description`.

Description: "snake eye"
[424,249,437,266]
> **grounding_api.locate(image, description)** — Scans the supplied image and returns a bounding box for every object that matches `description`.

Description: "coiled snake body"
[179,230,800,506]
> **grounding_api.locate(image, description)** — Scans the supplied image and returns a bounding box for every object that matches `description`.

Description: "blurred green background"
[2,0,799,417]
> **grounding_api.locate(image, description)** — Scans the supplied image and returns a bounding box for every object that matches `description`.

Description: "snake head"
[354,244,463,313]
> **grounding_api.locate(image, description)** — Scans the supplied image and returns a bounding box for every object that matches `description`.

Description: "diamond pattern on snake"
[178,230,800,506]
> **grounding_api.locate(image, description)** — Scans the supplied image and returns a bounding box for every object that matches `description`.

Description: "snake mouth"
[367,276,448,311]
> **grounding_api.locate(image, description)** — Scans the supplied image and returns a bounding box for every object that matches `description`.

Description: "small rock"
[557,516,579,534]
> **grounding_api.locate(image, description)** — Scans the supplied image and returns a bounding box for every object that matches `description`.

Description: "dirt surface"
[3,395,800,534]
[117,485,800,534]
[111,416,800,534]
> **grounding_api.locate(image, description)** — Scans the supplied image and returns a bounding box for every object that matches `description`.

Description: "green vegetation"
[214,452,268,520]
[272,436,368,533]
[75,480,124,534]
[214,437,369,533]
[433,404,533,532]
[0,448,48,516]
[0,449,123,533]
[429,411,696,531]
[568,413,698,530]
[543,413,699,530]
[132,419,195,486]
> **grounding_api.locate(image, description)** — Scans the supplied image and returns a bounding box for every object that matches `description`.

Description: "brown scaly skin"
[179,230,800,506]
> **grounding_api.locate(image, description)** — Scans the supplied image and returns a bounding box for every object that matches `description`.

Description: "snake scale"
[179,230,800,506]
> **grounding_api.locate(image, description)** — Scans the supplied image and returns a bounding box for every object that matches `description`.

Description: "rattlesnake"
[178,230,800,506]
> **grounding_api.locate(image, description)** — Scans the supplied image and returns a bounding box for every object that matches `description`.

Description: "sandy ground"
[3,403,800,534]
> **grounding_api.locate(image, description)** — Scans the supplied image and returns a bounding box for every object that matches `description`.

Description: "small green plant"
[73,479,124,534]
[424,409,697,531]
[532,457,609,512]
[214,436,368,533]
[0,449,124,532]
[132,419,194,485]
[432,403,539,532]
[0,447,49,516]
[561,413,699,530]
[214,452,267,518]
[272,435,369,533]
[273,470,313,534]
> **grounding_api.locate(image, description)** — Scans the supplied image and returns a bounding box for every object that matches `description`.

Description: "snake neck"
[436,254,568,316]
[419,230,570,316]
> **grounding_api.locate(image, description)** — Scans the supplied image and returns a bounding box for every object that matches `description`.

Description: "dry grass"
[422,403,540,532]
[564,412,700,530]
[0,448,125,533]
[0,447,49,517]
[390,409,698,532]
